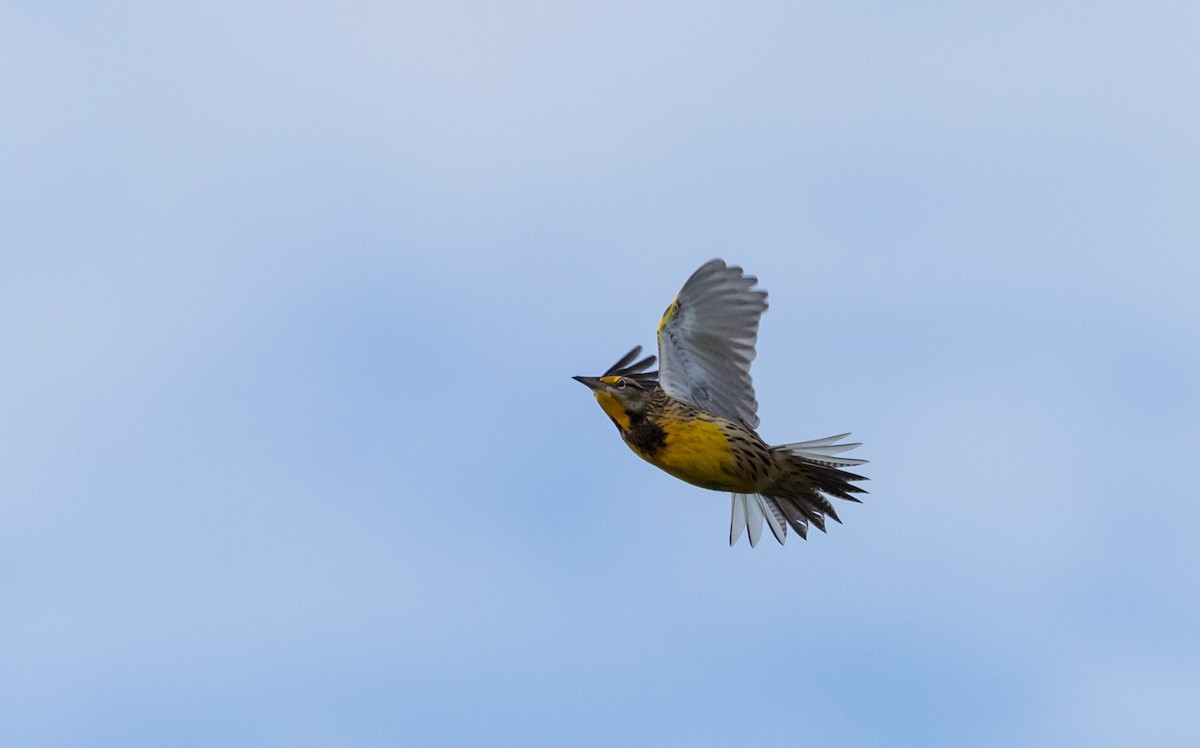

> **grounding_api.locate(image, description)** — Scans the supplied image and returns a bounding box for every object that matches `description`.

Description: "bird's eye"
[616,378,627,389]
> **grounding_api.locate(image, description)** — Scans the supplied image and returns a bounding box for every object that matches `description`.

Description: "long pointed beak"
[572,375,604,390]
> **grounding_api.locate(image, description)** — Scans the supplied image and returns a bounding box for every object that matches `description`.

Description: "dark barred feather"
[602,346,659,389]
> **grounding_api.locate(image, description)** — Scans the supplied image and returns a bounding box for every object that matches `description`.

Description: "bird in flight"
[574,259,867,546]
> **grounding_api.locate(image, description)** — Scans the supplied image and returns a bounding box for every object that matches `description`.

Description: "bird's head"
[573,346,658,429]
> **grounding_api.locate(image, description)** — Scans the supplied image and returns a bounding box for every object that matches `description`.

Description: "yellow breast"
[642,416,757,492]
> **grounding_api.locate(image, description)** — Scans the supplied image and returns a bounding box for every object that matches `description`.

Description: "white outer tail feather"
[774,433,867,466]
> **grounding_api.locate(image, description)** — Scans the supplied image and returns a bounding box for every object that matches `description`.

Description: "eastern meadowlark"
[574,259,867,547]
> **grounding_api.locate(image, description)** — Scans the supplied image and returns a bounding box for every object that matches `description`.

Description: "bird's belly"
[632,417,758,492]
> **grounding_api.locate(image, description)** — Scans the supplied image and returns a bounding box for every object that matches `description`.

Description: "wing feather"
[657,259,768,429]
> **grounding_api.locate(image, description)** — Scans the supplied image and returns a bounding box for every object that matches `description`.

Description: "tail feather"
[728,434,868,547]
[758,495,788,545]
[729,494,748,546]
[772,495,813,538]
[744,494,765,547]
[731,494,788,546]
[774,434,868,467]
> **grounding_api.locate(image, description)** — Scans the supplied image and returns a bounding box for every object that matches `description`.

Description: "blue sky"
[3,1,1198,745]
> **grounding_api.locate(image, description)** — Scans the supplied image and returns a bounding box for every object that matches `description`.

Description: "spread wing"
[656,259,768,430]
